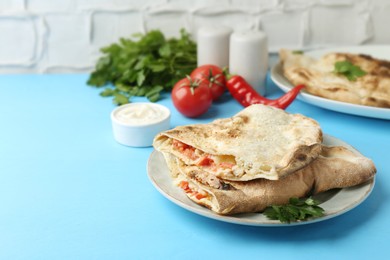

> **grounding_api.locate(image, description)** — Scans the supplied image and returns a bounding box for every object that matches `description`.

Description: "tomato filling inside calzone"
[177,180,210,201]
[172,139,236,173]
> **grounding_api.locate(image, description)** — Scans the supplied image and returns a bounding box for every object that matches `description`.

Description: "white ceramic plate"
[147,135,375,226]
[270,45,390,120]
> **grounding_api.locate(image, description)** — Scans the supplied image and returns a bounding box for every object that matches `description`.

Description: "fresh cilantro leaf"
[113,93,129,105]
[99,88,115,97]
[264,197,325,223]
[96,56,111,71]
[304,197,316,206]
[145,85,164,98]
[115,83,131,93]
[335,61,350,73]
[159,44,171,57]
[148,93,160,102]
[128,86,139,96]
[136,87,147,96]
[87,72,108,87]
[136,70,146,86]
[149,64,166,73]
[334,61,367,81]
[351,65,367,77]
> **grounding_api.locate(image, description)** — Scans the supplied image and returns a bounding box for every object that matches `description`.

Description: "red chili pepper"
[226,75,305,109]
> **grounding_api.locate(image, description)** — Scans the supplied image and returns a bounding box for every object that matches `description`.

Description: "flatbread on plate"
[163,145,376,215]
[154,104,323,181]
[279,49,390,108]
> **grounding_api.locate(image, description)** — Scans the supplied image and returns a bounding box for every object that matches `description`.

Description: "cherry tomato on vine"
[171,77,212,118]
[190,64,226,101]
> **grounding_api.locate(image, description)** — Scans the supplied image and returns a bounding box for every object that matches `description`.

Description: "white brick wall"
[0,0,389,73]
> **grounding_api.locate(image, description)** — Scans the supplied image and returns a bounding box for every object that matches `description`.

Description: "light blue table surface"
[0,74,389,259]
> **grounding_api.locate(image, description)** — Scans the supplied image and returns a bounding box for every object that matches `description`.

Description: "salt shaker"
[229,31,268,95]
[197,25,233,68]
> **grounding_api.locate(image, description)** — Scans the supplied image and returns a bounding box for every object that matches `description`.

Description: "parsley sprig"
[264,197,325,223]
[334,60,367,81]
[87,29,197,105]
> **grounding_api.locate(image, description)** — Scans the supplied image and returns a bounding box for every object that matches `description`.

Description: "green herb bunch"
[87,29,197,105]
[264,197,325,223]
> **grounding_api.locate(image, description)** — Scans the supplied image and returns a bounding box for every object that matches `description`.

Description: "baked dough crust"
[164,145,376,215]
[154,104,323,181]
[279,49,390,108]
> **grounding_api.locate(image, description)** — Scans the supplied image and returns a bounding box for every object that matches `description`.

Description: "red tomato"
[194,192,207,200]
[190,64,226,100]
[197,155,214,166]
[179,181,190,192]
[171,77,212,118]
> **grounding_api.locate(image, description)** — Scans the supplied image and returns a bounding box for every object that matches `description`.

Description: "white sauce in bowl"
[111,102,171,147]
[113,103,170,126]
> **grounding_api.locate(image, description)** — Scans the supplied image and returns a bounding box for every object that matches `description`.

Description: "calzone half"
[154,104,323,181]
[162,145,376,215]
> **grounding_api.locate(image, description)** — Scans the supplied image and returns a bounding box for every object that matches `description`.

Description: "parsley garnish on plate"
[264,197,325,223]
[87,29,197,105]
[334,60,367,81]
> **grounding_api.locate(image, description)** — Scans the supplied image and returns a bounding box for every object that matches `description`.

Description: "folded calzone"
[154,104,323,181]
[162,145,376,215]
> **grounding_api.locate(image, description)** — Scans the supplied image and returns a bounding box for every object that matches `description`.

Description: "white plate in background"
[270,45,390,120]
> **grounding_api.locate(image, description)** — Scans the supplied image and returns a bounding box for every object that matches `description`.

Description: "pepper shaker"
[229,31,268,95]
[197,25,233,68]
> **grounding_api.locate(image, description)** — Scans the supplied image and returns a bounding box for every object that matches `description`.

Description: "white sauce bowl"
[111,103,171,147]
